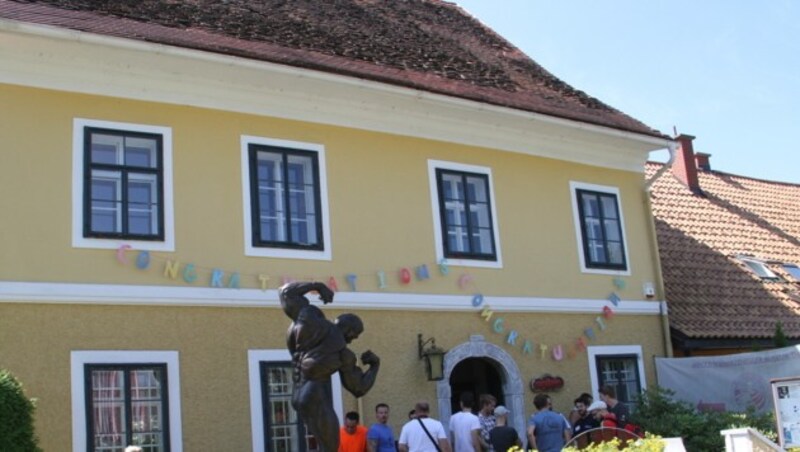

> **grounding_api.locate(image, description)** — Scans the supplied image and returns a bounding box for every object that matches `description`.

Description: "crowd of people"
[121,385,636,451]
[120,386,636,452]
[332,384,638,452]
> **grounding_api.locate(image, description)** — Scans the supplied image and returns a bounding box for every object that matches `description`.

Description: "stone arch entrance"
[449,357,504,413]
[436,335,526,441]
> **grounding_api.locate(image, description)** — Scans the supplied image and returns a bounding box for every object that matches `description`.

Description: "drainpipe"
[644,140,678,358]
[658,297,673,357]
[642,190,674,358]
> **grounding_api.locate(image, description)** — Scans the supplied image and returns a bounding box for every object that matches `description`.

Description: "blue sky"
[455,1,800,184]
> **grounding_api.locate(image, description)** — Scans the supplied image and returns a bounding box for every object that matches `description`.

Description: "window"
[784,264,800,281]
[248,350,343,452]
[71,351,182,452]
[73,119,174,251]
[241,137,331,260]
[249,147,321,248]
[588,346,645,415]
[428,160,502,268]
[570,182,629,273]
[595,355,641,414]
[86,365,169,452]
[85,129,163,239]
[738,256,780,281]
[260,363,325,452]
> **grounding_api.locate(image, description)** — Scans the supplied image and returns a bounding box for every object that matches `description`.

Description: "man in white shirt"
[449,392,481,452]
[399,401,452,452]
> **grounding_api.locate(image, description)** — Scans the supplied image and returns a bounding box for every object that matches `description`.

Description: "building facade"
[649,134,800,357]
[0,1,673,450]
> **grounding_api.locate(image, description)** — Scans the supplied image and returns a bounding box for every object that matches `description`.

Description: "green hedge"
[0,369,41,452]
[631,386,775,452]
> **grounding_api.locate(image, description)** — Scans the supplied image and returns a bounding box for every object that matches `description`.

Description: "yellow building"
[0,1,675,451]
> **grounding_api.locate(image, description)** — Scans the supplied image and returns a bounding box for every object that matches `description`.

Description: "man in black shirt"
[488,406,522,452]
[599,386,629,426]
[571,394,598,447]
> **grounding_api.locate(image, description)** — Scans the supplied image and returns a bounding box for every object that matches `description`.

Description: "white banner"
[655,346,800,413]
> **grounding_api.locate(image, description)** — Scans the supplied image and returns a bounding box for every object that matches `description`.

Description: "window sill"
[72,236,175,252]
[244,245,331,261]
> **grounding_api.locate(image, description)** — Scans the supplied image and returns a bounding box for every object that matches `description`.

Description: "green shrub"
[0,369,41,452]
[775,321,789,348]
[631,386,776,452]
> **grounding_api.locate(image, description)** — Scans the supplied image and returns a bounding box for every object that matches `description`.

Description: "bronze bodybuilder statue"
[279,281,380,452]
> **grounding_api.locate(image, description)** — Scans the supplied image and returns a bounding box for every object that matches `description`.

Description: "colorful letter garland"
[474,295,616,361]
[114,245,620,360]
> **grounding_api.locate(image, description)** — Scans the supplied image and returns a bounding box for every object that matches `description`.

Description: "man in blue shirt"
[367,403,396,452]
[527,394,571,452]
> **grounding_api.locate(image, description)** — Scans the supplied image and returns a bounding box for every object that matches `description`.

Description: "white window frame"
[427,159,502,268]
[71,350,183,452]
[247,349,343,452]
[569,181,631,275]
[587,345,646,399]
[241,136,332,260]
[72,118,175,251]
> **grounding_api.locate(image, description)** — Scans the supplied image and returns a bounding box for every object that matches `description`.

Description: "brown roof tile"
[1,0,665,138]
[647,162,800,340]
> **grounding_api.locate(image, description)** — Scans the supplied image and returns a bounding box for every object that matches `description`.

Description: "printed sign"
[772,376,800,448]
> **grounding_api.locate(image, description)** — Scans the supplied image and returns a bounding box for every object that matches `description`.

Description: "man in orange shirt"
[339,411,368,452]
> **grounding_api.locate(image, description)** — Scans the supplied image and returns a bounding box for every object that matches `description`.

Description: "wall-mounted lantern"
[417,333,446,381]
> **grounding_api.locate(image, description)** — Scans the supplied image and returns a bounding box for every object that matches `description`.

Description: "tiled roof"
[647,163,800,340]
[0,0,664,139]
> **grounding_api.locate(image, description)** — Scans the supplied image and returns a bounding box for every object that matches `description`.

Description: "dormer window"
[783,264,800,281]
[738,256,780,281]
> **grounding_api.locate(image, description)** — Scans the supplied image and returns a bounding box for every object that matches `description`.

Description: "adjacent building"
[648,134,800,356]
[0,1,673,450]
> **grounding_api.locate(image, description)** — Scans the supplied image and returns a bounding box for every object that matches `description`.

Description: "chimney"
[672,134,702,193]
[695,152,712,171]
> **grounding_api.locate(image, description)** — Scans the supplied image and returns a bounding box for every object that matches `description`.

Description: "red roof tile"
[1,0,665,138]
[647,162,800,340]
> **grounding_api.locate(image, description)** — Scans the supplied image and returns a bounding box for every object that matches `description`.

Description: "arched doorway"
[436,335,526,442]
[449,357,504,413]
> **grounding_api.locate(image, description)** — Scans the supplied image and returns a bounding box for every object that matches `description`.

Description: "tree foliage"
[0,369,41,452]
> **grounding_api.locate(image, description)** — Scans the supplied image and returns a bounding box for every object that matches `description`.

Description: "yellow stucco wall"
[0,82,667,450]
[0,302,663,451]
[0,83,660,300]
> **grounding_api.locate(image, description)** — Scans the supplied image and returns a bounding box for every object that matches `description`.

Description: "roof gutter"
[644,140,679,191]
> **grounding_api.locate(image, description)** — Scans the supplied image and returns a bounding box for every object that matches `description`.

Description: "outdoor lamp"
[417,333,446,381]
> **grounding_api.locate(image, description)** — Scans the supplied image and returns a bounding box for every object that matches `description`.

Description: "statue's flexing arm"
[279,281,334,321]
[339,348,380,398]
[279,281,335,378]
